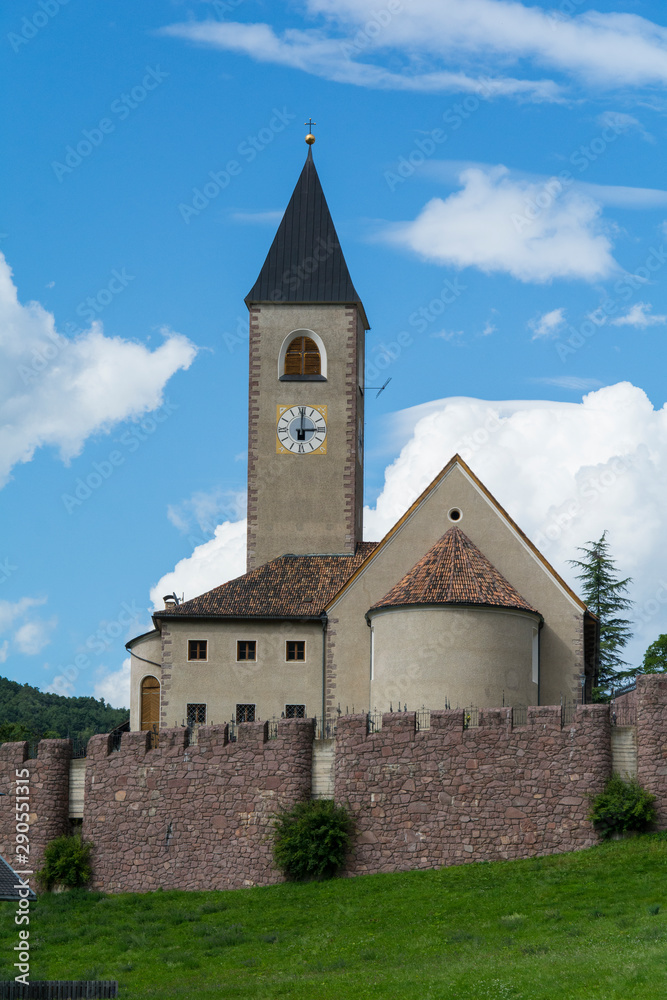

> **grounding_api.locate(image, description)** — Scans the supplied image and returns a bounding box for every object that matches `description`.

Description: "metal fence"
[0,982,118,999]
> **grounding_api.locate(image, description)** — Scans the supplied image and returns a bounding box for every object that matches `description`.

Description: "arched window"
[284,335,321,376]
[140,676,160,733]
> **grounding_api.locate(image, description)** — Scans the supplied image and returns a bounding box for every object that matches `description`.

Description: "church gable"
[326,455,590,709]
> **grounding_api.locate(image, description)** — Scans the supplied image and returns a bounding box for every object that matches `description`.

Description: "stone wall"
[0,678,665,894]
[636,674,667,829]
[81,719,314,893]
[335,705,612,876]
[0,739,71,873]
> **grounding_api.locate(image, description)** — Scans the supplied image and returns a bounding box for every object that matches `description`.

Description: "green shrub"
[36,835,93,891]
[589,775,657,839]
[273,799,353,880]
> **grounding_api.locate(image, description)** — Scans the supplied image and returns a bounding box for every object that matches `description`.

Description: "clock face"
[276,404,327,455]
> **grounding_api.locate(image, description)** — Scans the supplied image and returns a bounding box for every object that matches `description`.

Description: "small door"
[140,676,160,732]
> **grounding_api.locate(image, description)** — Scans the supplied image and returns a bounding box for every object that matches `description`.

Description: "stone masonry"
[335,705,611,876]
[82,718,314,893]
[0,678,664,893]
[0,739,71,874]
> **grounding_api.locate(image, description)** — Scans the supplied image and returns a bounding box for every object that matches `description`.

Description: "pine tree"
[569,531,634,699]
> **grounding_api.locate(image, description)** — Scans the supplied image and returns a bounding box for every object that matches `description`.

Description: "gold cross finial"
[305,118,316,145]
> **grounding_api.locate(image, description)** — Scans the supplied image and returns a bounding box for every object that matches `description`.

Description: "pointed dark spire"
[245,148,367,325]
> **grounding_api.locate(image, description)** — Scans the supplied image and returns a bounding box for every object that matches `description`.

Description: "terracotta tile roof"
[155,543,378,620]
[369,527,540,615]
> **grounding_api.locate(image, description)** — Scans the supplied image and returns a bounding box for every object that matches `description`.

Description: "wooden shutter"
[283,336,321,376]
[141,676,160,732]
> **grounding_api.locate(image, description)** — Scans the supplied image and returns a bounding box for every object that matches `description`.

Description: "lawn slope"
[1,835,666,999]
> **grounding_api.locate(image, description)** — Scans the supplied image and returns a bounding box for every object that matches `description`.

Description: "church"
[128,132,599,737]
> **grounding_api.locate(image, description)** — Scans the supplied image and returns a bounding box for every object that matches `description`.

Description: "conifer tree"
[569,531,634,699]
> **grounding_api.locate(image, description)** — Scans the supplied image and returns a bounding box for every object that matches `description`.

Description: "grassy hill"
[0,675,128,743]
[2,834,666,998]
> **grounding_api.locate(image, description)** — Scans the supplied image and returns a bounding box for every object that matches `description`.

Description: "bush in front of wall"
[36,835,93,891]
[273,799,353,880]
[588,774,657,839]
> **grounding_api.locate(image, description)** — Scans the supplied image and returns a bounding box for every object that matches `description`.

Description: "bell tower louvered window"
[284,336,321,377]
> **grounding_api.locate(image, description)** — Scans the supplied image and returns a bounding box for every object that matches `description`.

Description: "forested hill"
[0,675,128,743]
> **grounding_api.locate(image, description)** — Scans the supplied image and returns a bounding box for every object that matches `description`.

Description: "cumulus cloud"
[529,308,567,339]
[94,658,131,709]
[150,518,247,610]
[610,302,667,328]
[365,382,667,667]
[0,640,8,664]
[160,1,667,97]
[13,618,57,656]
[384,166,617,283]
[0,254,197,488]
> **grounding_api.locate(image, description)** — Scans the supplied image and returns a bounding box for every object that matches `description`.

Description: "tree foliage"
[273,799,353,881]
[569,531,633,699]
[641,634,667,674]
[0,675,128,744]
[588,775,657,839]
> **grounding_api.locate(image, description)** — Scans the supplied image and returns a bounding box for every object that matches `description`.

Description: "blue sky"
[2,0,667,708]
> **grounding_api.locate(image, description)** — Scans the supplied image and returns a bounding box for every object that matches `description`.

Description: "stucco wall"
[327,462,585,717]
[247,304,365,569]
[370,605,539,711]
[156,618,324,728]
[129,631,162,731]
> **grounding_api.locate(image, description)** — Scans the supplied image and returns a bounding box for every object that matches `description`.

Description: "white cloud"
[364,382,667,667]
[529,308,567,339]
[0,640,8,663]
[597,111,654,143]
[167,488,246,536]
[431,329,464,341]
[160,1,667,96]
[610,302,667,328]
[532,377,603,391]
[0,596,46,633]
[13,618,57,656]
[481,321,496,337]
[0,254,197,488]
[384,166,617,283]
[158,19,560,100]
[150,518,247,610]
[94,658,131,709]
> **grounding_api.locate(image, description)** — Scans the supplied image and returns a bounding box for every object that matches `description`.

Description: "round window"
[448,508,462,522]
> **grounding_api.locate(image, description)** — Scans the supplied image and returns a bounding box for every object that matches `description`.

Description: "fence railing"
[0,982,118,999]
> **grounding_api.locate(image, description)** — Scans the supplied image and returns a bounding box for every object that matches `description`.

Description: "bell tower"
[245,133,369,570]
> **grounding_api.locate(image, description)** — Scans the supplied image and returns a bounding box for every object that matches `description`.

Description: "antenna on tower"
[364,377,392,399]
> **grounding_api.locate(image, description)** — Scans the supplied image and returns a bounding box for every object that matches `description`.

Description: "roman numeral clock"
[276,405,327,455]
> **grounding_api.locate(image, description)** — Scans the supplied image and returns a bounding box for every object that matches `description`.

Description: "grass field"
[1,835,666,999]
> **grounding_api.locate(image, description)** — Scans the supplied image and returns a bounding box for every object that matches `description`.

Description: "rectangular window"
[187,703,206,725]
[188,640,207,661]
[286,640,305,661]
[236,703,255,723]
[237,640,256,661]
[285,704,306,719]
